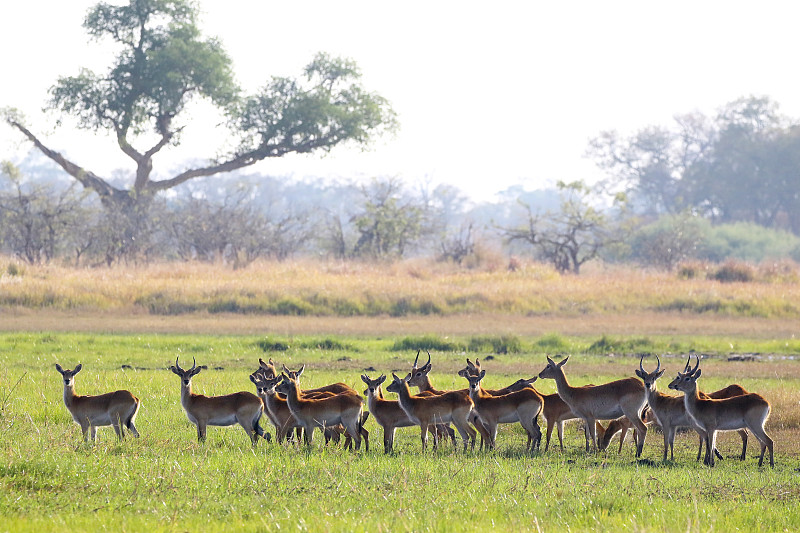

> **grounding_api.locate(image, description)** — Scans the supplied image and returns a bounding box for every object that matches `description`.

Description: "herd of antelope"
[53,350,775,467]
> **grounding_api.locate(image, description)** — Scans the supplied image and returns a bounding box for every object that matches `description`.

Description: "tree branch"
[7,119,122,202]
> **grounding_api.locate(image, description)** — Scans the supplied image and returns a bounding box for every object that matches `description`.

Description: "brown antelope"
[462,370,543,451]
[250,371,358,447]
[457,360,544,451]
[406,351,493,448]
[464,359,609,453]
[279,364,369,449]
[275,374,364,450]
[361,374,417,453]
[635,355,749,462]
[386,373,477,451]
[169,357,267,445]
[668,355,773,467]
[55,363,140,442]
[538,356,648,456]
[259,358,277,378]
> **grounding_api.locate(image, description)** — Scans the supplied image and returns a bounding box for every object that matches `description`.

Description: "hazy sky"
[2,0,800,200]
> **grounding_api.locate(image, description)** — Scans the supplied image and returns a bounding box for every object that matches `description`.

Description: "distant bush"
[710,261,755,283]
[533,333,570,352]
[702,222,800,263]
[298,338,356,351]
[676,262,710,280]
[255,338,290,352]
[586,335,654,355]
[467,335,524,354]
[390,335,463,352]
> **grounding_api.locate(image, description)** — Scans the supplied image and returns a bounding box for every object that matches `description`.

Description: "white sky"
[2,0,800,200]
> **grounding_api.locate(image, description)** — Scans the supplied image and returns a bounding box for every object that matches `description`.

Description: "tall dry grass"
[1,257,799,319]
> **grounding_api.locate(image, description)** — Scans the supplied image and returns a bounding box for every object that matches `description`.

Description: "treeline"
[3,95,800,271]
[1,160,799,272]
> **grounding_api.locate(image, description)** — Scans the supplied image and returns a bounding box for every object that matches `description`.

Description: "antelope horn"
[413,349,420,369]
[689,354,700,376]
[425,350,431,368]
[683,357,692,373]
[655,354,661,374]
[639,355,646,374]
[190,357,197,372]
[175,357,183,372]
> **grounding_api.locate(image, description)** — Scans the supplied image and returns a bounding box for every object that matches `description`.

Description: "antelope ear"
[250,375,258,384]
[558,356,569,367]
[74,364,82,374]
[546,356,555,366]
[297,365,305,377]
[55,364,64,374]
[360,375,369,384]
[694,369,702,379]
[169,366,181,376]
[656,369,665,379]
[478,369,486,380]
[635,370,645,379]
[377,375,386,386]
[528,376,538,384]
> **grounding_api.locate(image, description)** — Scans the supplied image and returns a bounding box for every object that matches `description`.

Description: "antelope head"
[258,358,277,379]
[385,373,409,395]
[464,369,487,393]
[169,357,206,387]
[282,364,305,381]
[635,354,665,392]
[407,351,432,388]
[457,358,482,378]
[361,374,386,397]
[538,356,569,380]
[55,363,82,388]
[505,377,538,392]
[668,354,701,392]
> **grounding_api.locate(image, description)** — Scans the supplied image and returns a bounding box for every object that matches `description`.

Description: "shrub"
[676,262,709,280]
[586,335,654,355]
[390,335,463,352]
[298,338,356,351]
[255,338,290,351]
[467,335,524,354]
[533,333,570,352]
[711,261,755,283]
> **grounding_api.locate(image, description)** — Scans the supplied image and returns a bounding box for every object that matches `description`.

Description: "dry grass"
[1,258,799,321]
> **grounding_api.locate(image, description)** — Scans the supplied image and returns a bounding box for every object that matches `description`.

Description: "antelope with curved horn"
[406,351,493,449]
[275,373,364,450]
[386,373,477,452]
[467,360,598,453]
[250,371,358,447]
[361,374,416,453]
[538,356,648,456]
[462,370,543,451]
[457,360,545,451]
[170,357,267,445]
[55,363,140,442]
[668,355,773,467]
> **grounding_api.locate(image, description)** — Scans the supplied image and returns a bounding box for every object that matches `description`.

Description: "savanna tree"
[3,0,396,261]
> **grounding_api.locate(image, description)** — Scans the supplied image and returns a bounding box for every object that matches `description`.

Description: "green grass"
[0,332,798,532]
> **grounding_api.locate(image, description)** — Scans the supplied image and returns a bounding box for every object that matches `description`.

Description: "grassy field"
[1,332,798,532]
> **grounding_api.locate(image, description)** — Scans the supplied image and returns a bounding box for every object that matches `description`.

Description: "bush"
[533,333,570,352]
[467,335,524,354]
[390,335,463,352]
[298,338,356,351]
[586,335,654,355]
[711,261,755,283]
[255,338,290,352]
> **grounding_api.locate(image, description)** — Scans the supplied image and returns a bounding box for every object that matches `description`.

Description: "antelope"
[279,364,369,450]
[275,374,364,450]
[386,373,477,452]
[361,374,417,453]
[595,409,657,453]
[55,363,140,442]
[635,355,749,462]
[668,355,773,467]
[259,358,277,378]
[491,370,602,453]
[463,370,543,451]
[169,357,267,445]
[457,360,544,451]
[538,356,648,456]
[405,351,493,448]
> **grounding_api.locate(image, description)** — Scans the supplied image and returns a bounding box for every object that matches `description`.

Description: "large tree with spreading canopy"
[4,0,396,220]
